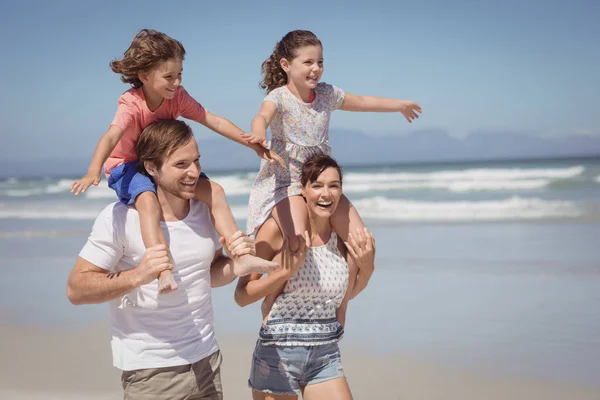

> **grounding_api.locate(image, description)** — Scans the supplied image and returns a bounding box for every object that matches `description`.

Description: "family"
[67,28,420,399]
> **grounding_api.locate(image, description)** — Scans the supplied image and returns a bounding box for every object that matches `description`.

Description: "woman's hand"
[345,227,375,275]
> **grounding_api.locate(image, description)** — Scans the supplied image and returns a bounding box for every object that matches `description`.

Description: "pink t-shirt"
[105,86,207,175]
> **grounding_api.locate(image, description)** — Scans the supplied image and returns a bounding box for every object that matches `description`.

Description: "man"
[67,119,276,399]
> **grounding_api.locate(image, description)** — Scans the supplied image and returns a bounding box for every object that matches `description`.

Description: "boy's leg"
[194,177,277,276]
[135,191,178,294]
[330,194,366,244]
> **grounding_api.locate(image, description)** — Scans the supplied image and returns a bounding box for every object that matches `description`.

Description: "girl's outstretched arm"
[339,93,422,123]
[71,125,123,195]
[201,111,284,167]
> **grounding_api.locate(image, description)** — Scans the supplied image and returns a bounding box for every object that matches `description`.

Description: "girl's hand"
[240,132,268,148]
[398,100,422,123]
[255,147,286,169]
[70,173,101,195]
[345,227,375,274]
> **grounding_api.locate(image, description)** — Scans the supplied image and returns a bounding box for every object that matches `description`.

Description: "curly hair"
[110,29,186,88]
[260,30,322,93]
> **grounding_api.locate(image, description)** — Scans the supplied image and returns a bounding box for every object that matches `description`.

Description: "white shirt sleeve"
[79,203,125,272]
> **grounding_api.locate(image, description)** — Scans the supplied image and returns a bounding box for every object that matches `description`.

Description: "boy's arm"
[71,125,123,195]
[201,111,284,167]
[339,93,422,123]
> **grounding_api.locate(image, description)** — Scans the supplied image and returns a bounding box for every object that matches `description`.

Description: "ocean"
[1,157,599,386]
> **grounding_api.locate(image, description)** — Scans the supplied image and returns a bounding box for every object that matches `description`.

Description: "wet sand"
[1,323,599,400]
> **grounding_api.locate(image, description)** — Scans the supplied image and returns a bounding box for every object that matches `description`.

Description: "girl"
[236,154,375,399]
[71,29,280,293]
[242,29,420,304]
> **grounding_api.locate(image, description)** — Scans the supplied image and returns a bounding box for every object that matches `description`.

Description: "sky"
[0,0,598,163]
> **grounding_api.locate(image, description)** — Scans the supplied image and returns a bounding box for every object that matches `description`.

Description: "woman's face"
[302,167,342,219]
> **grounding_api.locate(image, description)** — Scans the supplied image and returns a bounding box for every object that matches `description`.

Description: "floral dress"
[246,82,345,235]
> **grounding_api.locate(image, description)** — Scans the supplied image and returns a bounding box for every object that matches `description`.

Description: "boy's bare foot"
[233,254,279,276]
[158,270,178,294]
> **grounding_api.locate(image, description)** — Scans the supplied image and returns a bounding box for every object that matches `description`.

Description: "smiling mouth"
[316,201,332,208]
[181,180,196,187]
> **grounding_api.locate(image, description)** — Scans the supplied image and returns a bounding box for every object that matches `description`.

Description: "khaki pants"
[121,350,223,399]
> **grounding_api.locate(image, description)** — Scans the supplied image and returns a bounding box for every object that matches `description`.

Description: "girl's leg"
[195,177,277,276]
[270,195,310,253]
[266,195,311,310]
[330,194,365,245]
[301,377,353,400]
[135,191,178,294]
[252,391,298,400]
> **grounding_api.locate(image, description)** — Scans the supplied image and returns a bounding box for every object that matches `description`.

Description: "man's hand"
[255,146,285,169]
[220,231,256,258]
[131,244,174,287]
[71,173,101,195]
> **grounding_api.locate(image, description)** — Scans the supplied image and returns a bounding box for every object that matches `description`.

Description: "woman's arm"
[234,219,308,306]
[344,228,375,299]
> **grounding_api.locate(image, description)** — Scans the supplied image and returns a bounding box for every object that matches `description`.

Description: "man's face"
[151,138,201,200]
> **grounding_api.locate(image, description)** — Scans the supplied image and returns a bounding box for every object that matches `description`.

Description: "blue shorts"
[108,161,208,205]
[248,341,345,396]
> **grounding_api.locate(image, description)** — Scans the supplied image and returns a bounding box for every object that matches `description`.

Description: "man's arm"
[67,244,172,305]
[210,249,237,288]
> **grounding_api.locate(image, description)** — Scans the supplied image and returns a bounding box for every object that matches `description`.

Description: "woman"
[235,154,375,400]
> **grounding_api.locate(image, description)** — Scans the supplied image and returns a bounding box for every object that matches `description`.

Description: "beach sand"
[1,323,599,400]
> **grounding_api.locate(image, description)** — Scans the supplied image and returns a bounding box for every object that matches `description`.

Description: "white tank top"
[259,231,349,346]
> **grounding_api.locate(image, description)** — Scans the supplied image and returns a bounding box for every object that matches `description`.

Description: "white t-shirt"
[79,200,222,371]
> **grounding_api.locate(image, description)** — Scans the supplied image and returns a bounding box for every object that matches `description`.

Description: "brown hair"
[136,119,194,174]
[110,29,186,88]
[301,154,343,187]
[260,30,322,93]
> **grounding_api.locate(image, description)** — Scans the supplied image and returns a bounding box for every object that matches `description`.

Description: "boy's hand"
[398,100,422,123]
[70,173,101,195]
[240,132,268,148]
[255,147,286,169]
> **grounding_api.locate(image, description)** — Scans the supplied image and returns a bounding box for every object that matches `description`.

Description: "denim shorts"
[248,341,345,396]
[108,161,209,205]
[108,161,156,205]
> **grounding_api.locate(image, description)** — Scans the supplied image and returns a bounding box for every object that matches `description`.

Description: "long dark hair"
[260,30,322,93]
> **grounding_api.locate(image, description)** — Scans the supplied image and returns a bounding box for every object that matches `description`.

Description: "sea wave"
[344,166,584,183]
[0,165,590,199]
[348,196,583,221]
[3,196,578,222]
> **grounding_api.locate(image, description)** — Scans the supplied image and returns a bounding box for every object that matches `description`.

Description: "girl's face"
[282,45,324,91]
[140,57,183,100]
[302,167,342,220]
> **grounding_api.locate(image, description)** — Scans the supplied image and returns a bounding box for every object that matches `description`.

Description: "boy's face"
[141,57,183,100]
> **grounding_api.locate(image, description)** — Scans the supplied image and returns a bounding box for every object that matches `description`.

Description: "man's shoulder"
[95,201,135,224]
